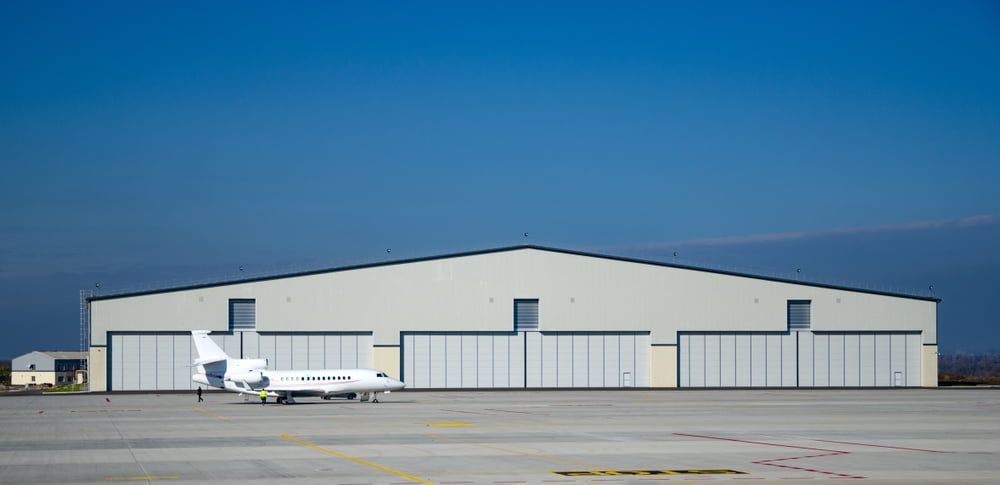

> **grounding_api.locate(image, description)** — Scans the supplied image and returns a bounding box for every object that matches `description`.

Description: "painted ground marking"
[554,470,746,477]
[281,433,433,484]
[191,406,230,421]
[428,431,601,468]
[674,433,864,480]
[105,477,177,481]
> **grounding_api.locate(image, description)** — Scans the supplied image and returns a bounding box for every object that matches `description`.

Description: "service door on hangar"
[402,332,649,389]
[109,332,373,391]
[679,331,921,388]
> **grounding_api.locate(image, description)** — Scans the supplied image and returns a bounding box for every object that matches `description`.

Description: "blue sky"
[1,2,998,359]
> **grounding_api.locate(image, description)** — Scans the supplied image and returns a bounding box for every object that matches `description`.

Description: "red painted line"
[440,408,495,415]
[812,438,948,453]
[674,433,865,480]
[674,433,845,454]
[484,408,547,415]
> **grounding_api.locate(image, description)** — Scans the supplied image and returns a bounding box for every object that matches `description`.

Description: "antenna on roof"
[386,248,391,254]
[523,232,528,239]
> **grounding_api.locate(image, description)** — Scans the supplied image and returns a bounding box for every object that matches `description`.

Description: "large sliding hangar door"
[402,332,650,389]
[679,331,922,388]
[108,332,373,391]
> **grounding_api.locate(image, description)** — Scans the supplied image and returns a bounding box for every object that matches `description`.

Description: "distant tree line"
[939,354,1000,385]
[0,360,10,386]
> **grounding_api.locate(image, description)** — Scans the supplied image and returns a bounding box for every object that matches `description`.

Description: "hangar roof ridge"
[86,244,941,303]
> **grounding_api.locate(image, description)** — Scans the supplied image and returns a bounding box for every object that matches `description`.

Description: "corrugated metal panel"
[139,334,156,390]
[704,334,721,387]
[402,334,414,385]
[798,332,814,387]
[228,299,256,331]
[844,333,860,387]
[524,332,540,387]
[859,333,876,386]
[173,334,191,390]
[412,334,429,388]
[402,331,646,389]
[514,299,539,331]
[720,334,736,387]
[588,334,604,387]
[493,334,510,387]
[308,336,324,369]
[121,335,139,390]
[765,334,782,387]
[572,334,588,387]
[619,333,636,387]
[156,335,173,390]
[781,333,797,387]
[478,334,494,387]
[242,332,259,360]
[462,334,478,388]
[446,334,462,387]
[557,334,573,387]
[275,335,292,371]
[875,334,891,386]
[688,334,705,387]
[890,333,907,386]
[787,300,811,331]
[324,335,342,369]
[342,335,359,369]
[508,333,525,388]
[223,334,240,359]
[635,333,650,387]
[429,335,445,388]
[358,334,373,369]
[112,334,124,391]
[906,333,921,386]
[257,334,276,371]
[541,332,558,387]
[291,335,308,369]
[750,334,766,387]
[813,333,830,387]
[735,334,751,387]
[678,334,690,387]
[829,333,845,387]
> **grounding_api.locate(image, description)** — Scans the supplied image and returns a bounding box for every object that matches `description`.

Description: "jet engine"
[226,368,264,386]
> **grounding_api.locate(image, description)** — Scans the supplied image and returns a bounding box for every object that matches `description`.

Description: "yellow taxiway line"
[280,433,434,484]
[191,406,230,421]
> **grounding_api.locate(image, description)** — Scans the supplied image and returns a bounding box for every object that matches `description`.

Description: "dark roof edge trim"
[87,245,941,303]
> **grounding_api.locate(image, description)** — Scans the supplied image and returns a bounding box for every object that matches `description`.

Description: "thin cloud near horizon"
[632,214,1000,250]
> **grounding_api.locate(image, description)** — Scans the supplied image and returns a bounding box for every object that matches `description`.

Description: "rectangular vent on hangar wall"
[787,300,811,331]
[229,299,256,332]
[514,299,539,331]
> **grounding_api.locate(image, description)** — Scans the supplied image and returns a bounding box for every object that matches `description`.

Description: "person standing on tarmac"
[197,386,203,402]
[259,389,267,406]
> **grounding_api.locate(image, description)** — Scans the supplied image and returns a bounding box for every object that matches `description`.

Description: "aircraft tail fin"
[191,330,229,365]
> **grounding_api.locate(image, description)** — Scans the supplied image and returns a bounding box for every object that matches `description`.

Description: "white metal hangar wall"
[86,245,939,391]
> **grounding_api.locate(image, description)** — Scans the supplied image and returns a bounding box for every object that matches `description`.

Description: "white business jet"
[190,330,404,405]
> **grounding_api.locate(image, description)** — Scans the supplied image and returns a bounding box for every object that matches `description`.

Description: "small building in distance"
[12,351,87,387]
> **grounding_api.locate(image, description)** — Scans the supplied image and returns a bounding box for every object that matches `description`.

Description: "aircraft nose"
[393,379,405,391]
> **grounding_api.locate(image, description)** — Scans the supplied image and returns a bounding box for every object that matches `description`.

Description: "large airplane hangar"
[86,245,939,391]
